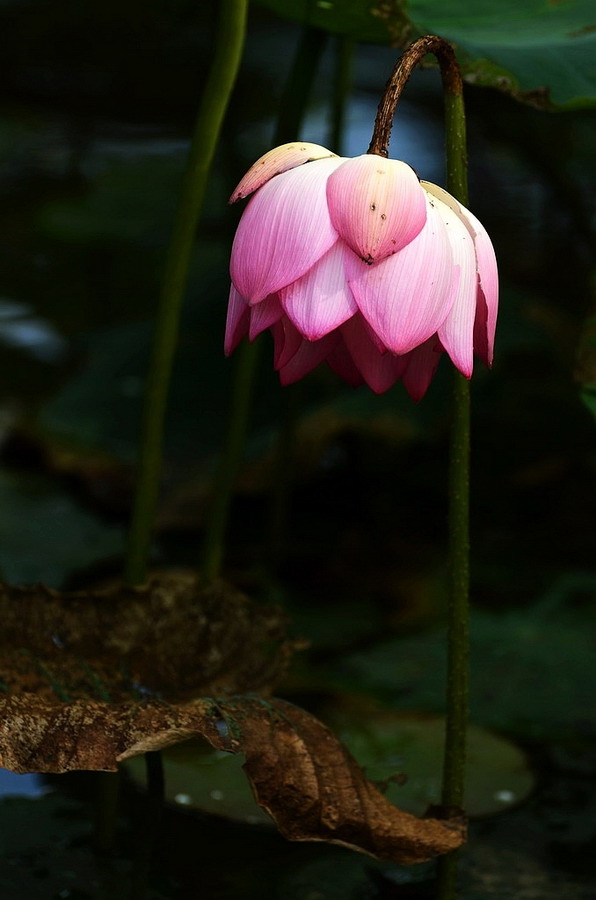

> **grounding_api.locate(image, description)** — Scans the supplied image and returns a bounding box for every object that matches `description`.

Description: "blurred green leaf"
[330,590,596,741]
[0,469,123,587]
[256,0,596,107]
[254,0,407,43]
[410,0,596,108]
[125,740,273,826]
[328,707,534,817]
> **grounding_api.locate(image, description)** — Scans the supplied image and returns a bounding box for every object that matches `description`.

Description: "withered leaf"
[0,692,463,864]
[0,571,295,701]
[0,571,464,864]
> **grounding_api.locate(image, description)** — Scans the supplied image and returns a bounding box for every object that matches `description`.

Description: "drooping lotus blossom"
[225,142,498,400]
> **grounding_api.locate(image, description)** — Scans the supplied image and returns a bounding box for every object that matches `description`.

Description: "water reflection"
[0,768,51,798]
[0,299,67,363]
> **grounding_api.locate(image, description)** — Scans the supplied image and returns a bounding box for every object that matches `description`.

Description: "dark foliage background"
[0,0,595,897]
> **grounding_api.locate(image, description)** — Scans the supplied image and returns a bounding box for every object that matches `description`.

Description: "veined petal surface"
[347,198,455,355]
[230,142,338,202]
[248,294,283,341]
[278,333,339,385]
[426,191,477,377]
[224,285,250,356]
[327,155,426,263]
[271,318,303,370]
[279,242,357,341]
[402,338,443,401]
[230,157,344,305]
[422,181,498,366]
[464,207,498,366]
[341,314,406,394]
[326,338,364,387]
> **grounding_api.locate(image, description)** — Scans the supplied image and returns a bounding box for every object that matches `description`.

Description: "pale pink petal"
[230,157,344,305]
[278,333,339,385]
[224,285,250,356]
[341,313,406,393]
[326,338,364,387]
[327,155,427,263]
[347,198,456,354]
[402,338,443,401]
[424,190,477,378]
[422,182,498,366]
[279,242,357,340]
[230,142,338,202]
[248,294,283,340]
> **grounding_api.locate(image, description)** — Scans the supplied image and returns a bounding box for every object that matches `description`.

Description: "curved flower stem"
[202,26,329,581]
[368,35,463,160]
[369,36,470,900]
[125,0,249,586]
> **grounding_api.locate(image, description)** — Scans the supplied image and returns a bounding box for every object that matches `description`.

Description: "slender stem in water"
[129,751,166,900]
[201,26,329,581]
[94,771,120,853]
[367,36,470,900]
[125,0,248,585]
[201,338,260,581]
[438,68,470,900]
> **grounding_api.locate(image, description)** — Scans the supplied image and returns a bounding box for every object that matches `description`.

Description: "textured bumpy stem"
[368,35,463,159]
[369,37,470,900]
[438,60,470,900]
[125,0,249,585]
[202,26,329,581]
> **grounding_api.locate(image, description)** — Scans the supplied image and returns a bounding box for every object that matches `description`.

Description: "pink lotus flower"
[225,142,498,399]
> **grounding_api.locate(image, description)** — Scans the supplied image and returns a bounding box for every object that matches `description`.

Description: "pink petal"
[422,182,498,366]
[402,338,443,401]
[423,189,477,378]
[341,314,406,393]
[230,142,338,202]
[347,198,456,354]
[279,242,357,340]
[248,294,283,340]
[224,285,249,356]
[327,155,427,263]
[278,333,339,385]
[230,157,344,305]
[270,318,303,370]
[326,338,364,387]
[465,208,498,367]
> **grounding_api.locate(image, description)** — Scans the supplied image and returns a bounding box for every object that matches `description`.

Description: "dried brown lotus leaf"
[0,571,295,701]
[0,571,464,864]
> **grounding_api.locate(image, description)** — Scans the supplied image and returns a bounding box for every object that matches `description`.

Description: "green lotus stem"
[125,0,249,585]
[201,26,329,581]
[129,751,165,900]
[201,338,260,581]
[369,36,470,899]
[438,53,470,900]
[94,772,120,853]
